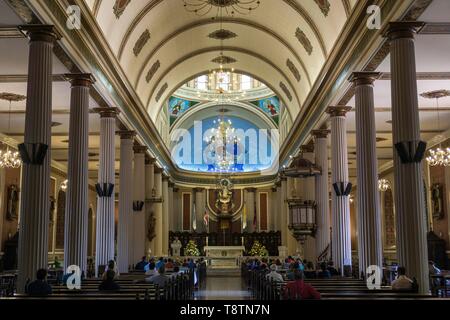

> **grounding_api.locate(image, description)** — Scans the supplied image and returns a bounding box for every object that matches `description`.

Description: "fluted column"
[94,107,119,275]
[117,130,135,273]
[145,157,155,257]
[173,187,181,231]
[350,72,383,277]
[168,181,174,234]
[17,26,59,292]
[194,187,205,233]
[133,146,147,262]
[384,22,429,293]
[63,74,95,276]
[327,106,352,276]
[153,167,163,256]
[312,130,331,260]
[162,175,169,255]
[245,188,256,232]
[280,177,288,247]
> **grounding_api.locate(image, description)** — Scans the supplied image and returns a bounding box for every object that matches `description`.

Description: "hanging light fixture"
[420,90,450,167]
[378,178,391,192]
[183,0,260,17]
[0,93,25,169]
[61,179,68,191]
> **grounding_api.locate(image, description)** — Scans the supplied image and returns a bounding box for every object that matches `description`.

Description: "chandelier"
[420,90,450,167]
[0,93,25,169]
[378,179,391,192]
[61,179,68,191]
[183,0,260,17]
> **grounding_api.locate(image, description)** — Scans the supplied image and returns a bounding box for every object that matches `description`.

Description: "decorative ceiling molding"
[380,72,450,80]
[314,0,331,17]
[279,82,292,102]
[133,29,150,57]
[295,28,313,55]
[135,17,311,87]
[0,74,66,83]
[208,29,237,40]
[0,26,24,38]
[211,55,237,64]
[92,0,102,18]
[341,0,351,18]
[286,59,301,82]
[420,22,450,34]
[155,83,168,102]
[145,60,161,83]
[113,0,131,19]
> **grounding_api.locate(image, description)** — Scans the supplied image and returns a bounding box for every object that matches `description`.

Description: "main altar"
[204,246,245,269]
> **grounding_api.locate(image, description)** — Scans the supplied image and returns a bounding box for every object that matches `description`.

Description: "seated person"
[135,256,148,271]
[286,263,297,281]
[99,270,120,291]
[283,270,321,300]
[304,261,317,279]
[26,269,52,296]
[391,266,413,291]
[266,264,284,283]
[155,257,165,270]
[146,266,169,288]
[102,260,119,280]
[165,258,174,270]
[317,262,331,279]
[327,261,339,276]
[145,262,157,276]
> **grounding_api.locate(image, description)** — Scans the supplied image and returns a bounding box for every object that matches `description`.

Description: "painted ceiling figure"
[266,100,278,116]
[172,101,182,115]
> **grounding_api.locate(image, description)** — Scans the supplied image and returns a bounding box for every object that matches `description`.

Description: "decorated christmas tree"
[248,240,269,257]
[184,240,200,256]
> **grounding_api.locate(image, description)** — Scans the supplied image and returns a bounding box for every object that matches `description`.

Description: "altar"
[204,246,245,269]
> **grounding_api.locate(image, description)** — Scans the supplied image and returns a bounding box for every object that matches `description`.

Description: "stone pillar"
[116,130,135,273]
[384,22,429,293]
[271,186,277,231]
[16,26,59,292]
[312,129,331,261]
[327,106,352,276]
[245,188,257,232]
[162,174,169,255]
[173,186,181,231]
[349,72,383,277]
[194,188,205,233]
[280,176,288,249]
[145,157,155,257]
[132,145,147,263]
[153,167,163,256]
[168,182,174,231]
[63,74,95,276]
[94,107,120,275]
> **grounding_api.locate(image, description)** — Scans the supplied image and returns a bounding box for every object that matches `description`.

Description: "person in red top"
[283,270,321,300]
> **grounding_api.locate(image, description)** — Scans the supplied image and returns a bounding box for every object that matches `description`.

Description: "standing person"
[283,270,321,300]
[26,269,52,296]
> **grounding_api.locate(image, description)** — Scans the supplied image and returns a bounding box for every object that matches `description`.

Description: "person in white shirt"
[266,264,284,283]
[391,266,413,291]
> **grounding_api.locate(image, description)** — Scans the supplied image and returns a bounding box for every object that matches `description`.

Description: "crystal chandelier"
[0,93,24,169]
[378,179,391,192]
[183,0,261,17]
[420,90,450,167]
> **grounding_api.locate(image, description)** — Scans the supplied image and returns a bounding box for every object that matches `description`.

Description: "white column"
[168,182,174,231]
[162,175,169,255]
[94,107,119,275]
[194,188,205,233]
[327,106,352,276]
[385,22,429,294]
[63,74,94,276]
[350,72,383,278]
[133,146,147,262]
[153,168,163,256]
[17,26,59,292]
[280,177,288,247]
[313,129,331,260]
[117,131,135,273]
[145,158,155,257]
[245,188,256,233]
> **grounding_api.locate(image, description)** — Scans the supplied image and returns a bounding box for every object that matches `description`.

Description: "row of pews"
[244,269,445,300]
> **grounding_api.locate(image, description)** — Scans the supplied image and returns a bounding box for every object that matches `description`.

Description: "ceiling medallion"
[211,55,237,64]
[295,28,313,55]
[113,0,131,19]
[314,0,331,17]
[133,29,150,57]
[279,82,292,102]
[183,0,260,16]
[286,59,301,82]
[208,29,237,40]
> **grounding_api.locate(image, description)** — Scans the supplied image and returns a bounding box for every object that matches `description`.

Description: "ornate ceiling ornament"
[183,0,260,16]
[155,83,168,102]
[295,28,313,55]
[146,60,161,83]
[314,0,331,17]
[113,0,131,19]
[286,59,301,82]
[279,82,292,102]
[208,29,237,40]
[211,55,237,64]
[133,29,150,57]
[0,92,26,102]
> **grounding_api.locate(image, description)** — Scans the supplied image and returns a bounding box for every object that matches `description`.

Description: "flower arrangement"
[248,240,268,257]
[184,240,200,256]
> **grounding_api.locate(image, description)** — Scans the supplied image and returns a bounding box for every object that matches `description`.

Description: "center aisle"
[194,274,252,300]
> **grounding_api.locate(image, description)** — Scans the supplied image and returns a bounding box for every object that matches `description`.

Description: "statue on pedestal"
[171,237,182,256]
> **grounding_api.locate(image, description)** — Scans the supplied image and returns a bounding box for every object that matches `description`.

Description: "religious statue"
[431,183,444,219]
[6,184,19,221]
[215,178,233,214]
[171,237,182,256]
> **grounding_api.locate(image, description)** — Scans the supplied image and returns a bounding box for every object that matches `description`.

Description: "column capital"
[116,130,136,140]
[383,21,425,41]
[64,73,96,87]
[245,187,257,193]
[145,156,156,165]
[326,106,352,117]
[193,187,205,193]
[18,25,61,42]
[94,107,120,118]
[133,145,148,154]
[168,181,175,188]
[348,72,381,87]
[162,173,170,181]
[154,167,164,174]
[312,129,330,139]
[300,144,314,153]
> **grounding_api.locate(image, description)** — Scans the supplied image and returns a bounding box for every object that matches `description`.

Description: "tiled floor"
[195,276,252,300]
